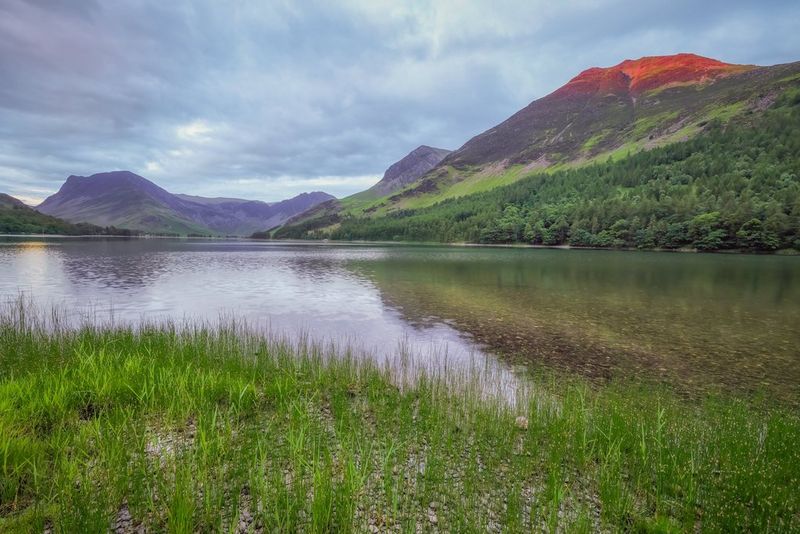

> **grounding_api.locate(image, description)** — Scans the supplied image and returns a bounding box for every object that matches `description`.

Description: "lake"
[1,237,798,402]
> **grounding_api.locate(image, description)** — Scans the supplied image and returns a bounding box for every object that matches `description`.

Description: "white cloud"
[175,120,214,142]
[144,160,163,173]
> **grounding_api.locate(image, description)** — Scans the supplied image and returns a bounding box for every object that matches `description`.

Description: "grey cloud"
[0,0,798,203]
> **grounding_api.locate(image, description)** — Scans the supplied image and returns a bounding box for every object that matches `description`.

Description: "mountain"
[367,145,451,196]
[274,54,800,244]
[443,54,753,169]
[174,194,271,206]
[283,91,800,251]
[38,171,213,235]
[179,191,335,235]
[0,193,137,235]
[271,145,452,236]
[37,171,334,235]
[276,53,800,238]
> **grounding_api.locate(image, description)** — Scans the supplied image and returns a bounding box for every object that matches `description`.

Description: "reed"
[0,298,797,532]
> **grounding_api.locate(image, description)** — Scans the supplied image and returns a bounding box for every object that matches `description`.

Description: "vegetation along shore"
[0,300,797,532]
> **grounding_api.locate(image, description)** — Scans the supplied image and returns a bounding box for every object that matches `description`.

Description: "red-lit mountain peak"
[556,53,751,97]
[617,53,748,93]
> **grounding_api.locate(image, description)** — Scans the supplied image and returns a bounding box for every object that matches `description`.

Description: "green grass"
[578,101,750,169]
[396,165,531,211]
[330,165,537,218]
[703,101,747,122]
[630,111,680,139]
[0,300,798,532]
[581,130,609,152]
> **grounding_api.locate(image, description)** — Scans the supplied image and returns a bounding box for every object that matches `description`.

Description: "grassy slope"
[0,206,79,235]
[383,64,800,213]
[65,196,215,236]
[0,196,130,235]
[375,98,778,214]
[0,303,797,532]
[279,91,800,250]
[10,197,210,236]
[120,210,215,236]
[279,62,800,237]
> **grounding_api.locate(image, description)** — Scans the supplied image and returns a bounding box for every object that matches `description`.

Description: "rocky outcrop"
[369,145,451,196]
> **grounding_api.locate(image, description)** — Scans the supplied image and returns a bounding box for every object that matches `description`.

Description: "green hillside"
[275,56,800,240]
[0,194,138,236]
[277,90,800,252]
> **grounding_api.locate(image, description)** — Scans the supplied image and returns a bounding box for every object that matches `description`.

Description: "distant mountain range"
[276,53,800,238]
[35,171,334,235]
[5,53,799,246]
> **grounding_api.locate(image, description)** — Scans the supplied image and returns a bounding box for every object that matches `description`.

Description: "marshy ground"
[0,302,798,532]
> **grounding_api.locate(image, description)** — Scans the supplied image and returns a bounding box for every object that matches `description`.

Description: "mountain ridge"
[554,53,751,97]
[439,54,788,171]
[368,145,452,197]
[174,194,269,206]
[276,53,800,238]
[37,171,334,236]
[277,91,800,252]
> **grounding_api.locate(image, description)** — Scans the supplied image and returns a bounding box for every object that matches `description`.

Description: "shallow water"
[1,237,798,401]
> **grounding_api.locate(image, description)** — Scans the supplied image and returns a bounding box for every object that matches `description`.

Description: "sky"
[1,1,799,204]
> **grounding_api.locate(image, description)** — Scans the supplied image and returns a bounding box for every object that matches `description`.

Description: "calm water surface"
[1,237,798,401]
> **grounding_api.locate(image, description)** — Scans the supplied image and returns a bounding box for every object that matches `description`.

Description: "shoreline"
[247,237,800,255]
[3,233,797,255]
[0,233,235,240]
[0,305,797,532]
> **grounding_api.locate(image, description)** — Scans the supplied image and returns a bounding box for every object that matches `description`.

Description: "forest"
[292,92,800,252]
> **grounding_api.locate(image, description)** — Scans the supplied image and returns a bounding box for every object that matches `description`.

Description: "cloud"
[0,0,798,202]
[175,120,214,142]
[144,161,163,174]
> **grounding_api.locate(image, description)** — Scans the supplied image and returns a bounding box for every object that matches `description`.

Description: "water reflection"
[0,238,481,369]
[1,237,798,402]
[61,242,171,289]
[345,247,800,402]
